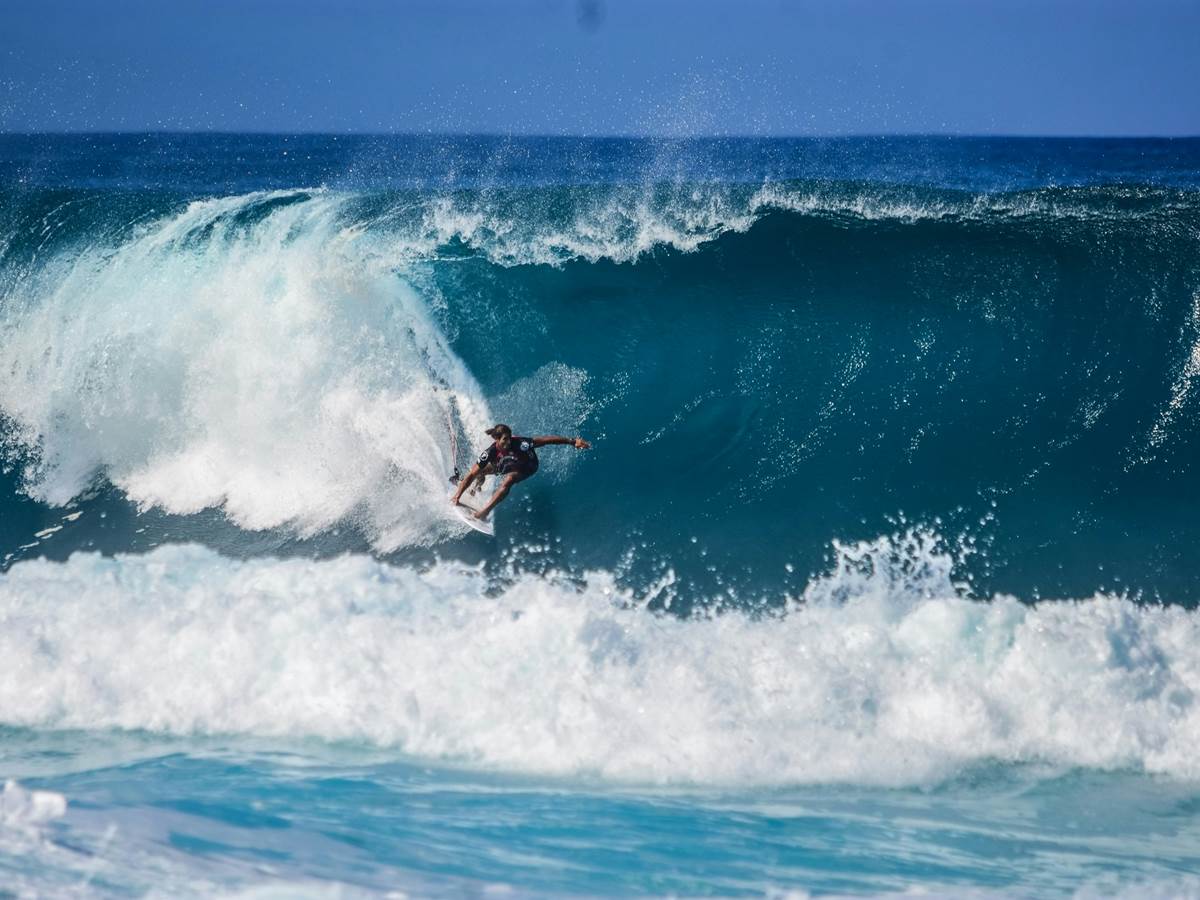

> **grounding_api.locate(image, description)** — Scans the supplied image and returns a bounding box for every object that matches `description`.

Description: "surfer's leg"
[474,472,520,520]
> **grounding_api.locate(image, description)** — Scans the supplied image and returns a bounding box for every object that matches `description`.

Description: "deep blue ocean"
[2,134,1200,897]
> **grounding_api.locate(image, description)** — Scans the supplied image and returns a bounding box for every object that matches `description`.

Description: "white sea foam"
[0,780,66,830]
[0,781,73,898]
[1,534,1197,788]
[0,191,492,549]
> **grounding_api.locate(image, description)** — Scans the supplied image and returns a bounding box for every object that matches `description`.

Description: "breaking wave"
[1,534,1197,787]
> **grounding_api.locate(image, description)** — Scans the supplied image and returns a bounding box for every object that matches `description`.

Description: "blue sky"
[2,0,1197,135]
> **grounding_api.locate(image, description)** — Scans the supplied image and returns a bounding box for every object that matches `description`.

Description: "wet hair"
[486,423,512,439]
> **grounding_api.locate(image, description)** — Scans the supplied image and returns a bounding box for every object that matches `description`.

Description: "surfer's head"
[486,423,513,447]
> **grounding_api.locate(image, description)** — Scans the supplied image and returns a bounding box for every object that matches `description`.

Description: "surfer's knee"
[499,474,520,492]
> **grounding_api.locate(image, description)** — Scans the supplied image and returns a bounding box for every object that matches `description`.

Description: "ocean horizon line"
[3,129,1198,141]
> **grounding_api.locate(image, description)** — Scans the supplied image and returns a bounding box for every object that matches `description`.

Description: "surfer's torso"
[480,436,539,476]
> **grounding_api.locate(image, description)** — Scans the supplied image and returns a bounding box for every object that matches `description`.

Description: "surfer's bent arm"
[532,435,591,450]
[451,463,483,503]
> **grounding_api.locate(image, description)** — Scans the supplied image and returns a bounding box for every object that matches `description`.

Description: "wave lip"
[1,535,1198,788]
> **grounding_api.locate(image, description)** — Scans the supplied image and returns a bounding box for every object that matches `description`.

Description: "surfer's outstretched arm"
[532,435,591,450]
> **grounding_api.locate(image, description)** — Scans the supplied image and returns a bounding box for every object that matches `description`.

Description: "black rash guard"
[479,436,539,479]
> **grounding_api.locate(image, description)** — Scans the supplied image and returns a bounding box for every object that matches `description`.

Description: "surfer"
[451,424,591,520]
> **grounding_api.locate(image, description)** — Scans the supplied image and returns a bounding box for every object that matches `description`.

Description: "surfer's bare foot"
[473,510,489,521]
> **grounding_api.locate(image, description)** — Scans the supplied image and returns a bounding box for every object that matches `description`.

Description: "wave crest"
[362,180,1198,268]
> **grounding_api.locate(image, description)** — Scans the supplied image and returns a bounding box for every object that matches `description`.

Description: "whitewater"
[2,134,1200,896]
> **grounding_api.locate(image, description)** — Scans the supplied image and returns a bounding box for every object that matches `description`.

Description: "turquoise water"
[6,730,1200,897]
[2,135,1200,896]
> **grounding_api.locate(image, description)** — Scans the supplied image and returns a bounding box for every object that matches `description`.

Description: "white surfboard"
[451,480,495,536]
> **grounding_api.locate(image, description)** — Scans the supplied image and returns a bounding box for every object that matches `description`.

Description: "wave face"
[1,135,1199,606]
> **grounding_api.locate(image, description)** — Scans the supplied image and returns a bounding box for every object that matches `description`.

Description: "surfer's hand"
[574,437,591,450]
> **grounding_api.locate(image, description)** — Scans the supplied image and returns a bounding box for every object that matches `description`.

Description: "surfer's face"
[496,433,511,449]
